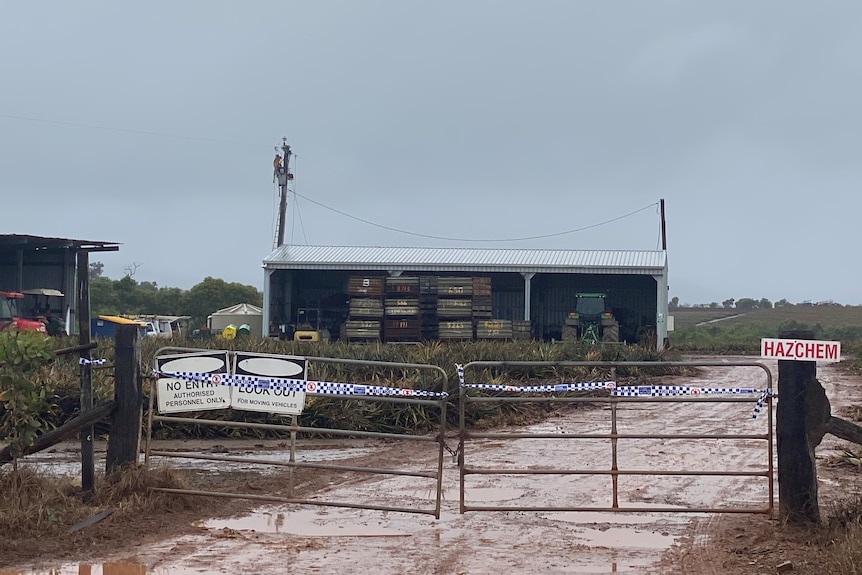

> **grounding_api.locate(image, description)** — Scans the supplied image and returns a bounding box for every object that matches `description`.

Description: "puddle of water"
[565,557,656,573]
[204,508,411,537]
[547,511,659,525]
[572,526,675,549]
[463,487,524,502]
[21,447,375,476]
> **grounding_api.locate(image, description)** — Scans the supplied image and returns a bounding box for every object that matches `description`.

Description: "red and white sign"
[761,338,841,362]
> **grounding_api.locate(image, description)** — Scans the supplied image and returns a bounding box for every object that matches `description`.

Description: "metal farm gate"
[144,347,449,518]
[457,360,774,515]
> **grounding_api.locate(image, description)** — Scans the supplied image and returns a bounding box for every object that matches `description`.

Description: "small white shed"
[207,303,263,335]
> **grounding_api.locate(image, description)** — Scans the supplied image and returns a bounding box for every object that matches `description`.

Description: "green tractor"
[562,292,619,344]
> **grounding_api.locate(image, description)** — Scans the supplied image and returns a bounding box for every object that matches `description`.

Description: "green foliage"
[88,269,262,329]
[0,331,54,460]
[182,277,263,328]
[735,298,759,310]
[88,261,104,280]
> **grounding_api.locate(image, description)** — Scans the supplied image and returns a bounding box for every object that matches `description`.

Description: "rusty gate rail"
[458,360,774,515]
[145,346,448,518]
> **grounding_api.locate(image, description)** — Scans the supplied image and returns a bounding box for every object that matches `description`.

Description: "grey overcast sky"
[2,1,860,305]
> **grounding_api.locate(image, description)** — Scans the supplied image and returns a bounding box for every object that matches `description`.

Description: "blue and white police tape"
[152,369,448,399]
[79,358,107,365]
[463,381,616,393]
[463,380,772,419]
[151,369,213,382]
[455,363,465,385]
[611,385,763,397]
[752,389,771,420]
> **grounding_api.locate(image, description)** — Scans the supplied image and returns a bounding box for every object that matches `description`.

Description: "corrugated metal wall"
[0,250,67,292]
[491,273,525,320]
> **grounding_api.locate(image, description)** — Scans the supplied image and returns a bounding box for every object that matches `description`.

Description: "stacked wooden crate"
[419,276,438,340]
[344,276,384,341]
[339,274,533,343]
[471,277,492,321]
[437,277,474,340]
[384,276,422,342]
[475,319,513,340]
[473,277,511,340]
[512,320,532,340]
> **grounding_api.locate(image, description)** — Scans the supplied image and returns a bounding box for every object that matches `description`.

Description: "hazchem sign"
[230,352,308,415]
[156,351,232,413]
[760,338,841,362]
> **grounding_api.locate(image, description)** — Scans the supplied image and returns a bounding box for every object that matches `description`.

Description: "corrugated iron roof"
[263,245,667,275]
[211,303,263,315]
[0,234,120,252]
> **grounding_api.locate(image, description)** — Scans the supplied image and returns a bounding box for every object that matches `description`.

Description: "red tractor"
[0,291,48,334]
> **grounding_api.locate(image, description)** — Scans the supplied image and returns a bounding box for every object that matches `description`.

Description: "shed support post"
[263,268,273,337]
[653,273,669,350]
[521,273,535,321]
[64,248,76,335]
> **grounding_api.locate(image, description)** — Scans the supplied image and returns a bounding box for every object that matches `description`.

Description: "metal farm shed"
[207,303,264,335]
[0,234,120,334]
[262,246,669,348]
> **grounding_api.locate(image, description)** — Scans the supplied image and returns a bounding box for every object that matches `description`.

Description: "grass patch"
[813,497,862,575]
[0,468,86,538]
[0,465,195,541]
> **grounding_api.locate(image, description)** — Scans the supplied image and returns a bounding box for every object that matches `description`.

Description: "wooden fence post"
[106,324,143,473]
[776,329,828,523]
[76,250,94,497]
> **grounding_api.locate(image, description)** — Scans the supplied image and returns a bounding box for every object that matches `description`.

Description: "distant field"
[671,305,862,330]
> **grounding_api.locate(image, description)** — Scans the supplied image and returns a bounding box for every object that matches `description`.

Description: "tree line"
[670,296,842,310]
[88,262,262,329]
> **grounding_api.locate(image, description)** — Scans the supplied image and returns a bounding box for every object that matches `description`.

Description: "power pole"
[274,138,294,248]
[659,198,667,251]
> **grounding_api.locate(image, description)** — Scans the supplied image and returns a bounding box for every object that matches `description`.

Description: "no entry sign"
[761,338,841,363]
[156,351,232,414]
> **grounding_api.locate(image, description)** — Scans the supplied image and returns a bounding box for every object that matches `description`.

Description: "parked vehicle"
[562,292,619,344]
[0,291,48,334]
[293,308,331,342]
[132,315,190,338]
[21,288,66,335]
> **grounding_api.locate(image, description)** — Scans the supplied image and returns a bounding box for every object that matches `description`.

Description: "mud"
[5,357,862,574]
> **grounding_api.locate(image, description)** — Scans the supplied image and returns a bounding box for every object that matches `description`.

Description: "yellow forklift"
[293,308,331,342]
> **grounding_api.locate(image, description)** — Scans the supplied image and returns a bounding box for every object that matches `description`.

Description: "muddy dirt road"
[6,357,862,575]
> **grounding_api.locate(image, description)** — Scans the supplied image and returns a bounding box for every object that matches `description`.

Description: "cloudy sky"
[3,1,860,305]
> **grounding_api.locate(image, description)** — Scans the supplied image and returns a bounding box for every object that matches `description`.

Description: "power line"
[292,191,658,243]
[289,156,309,244]
[294,193,309,245]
